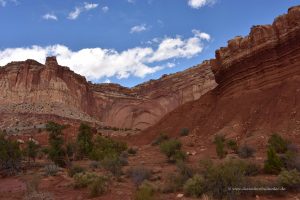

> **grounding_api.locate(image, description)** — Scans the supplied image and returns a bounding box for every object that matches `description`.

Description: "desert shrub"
[102,155,123,177]
[46,122,66,167]
[238,144,255,158]
[65,142,77,160]
[0,133,22,176]
[278,169,300,190]
[151,133,169,146]
[88,176,109,198]
[264,146,284,174]
[89,136,127,161]
[134,182,155,200]
[76,123,93,158]
[44,164,60,176]
[89,161,101,169]
[162,173,185,193]
[227,139,238,152]
[243,162,260,176]
[201,159,247,199]
[268,133,288,154]
[214,135,227,159]
[24,140,40,164]
[170,150,187,163]
[128,147,137,155]
[183,174,206,198]
[281,144,300,171]
[160,139,182,160]
[180,128,189,136]
[68,165,86,177]
[128,166,151,186]
[73,172,98,189]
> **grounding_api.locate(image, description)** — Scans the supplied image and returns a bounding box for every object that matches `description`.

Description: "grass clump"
[88,176,109,198]
[73,172,98,189]
[134,182,156,200]
[183,174,206,198]
[278,169,300,191]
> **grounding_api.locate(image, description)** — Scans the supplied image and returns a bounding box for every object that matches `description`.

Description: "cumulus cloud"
[0,0,18,7]
[130,24,149,33]
[42,13,58,21]
[102,6,109,13]
[0,30,210,81]
[68,2,98,20]
[187,0,215,9]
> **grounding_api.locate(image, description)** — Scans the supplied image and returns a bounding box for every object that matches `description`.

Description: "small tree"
[0,132,22,175]
[214,135,227,159]
[77,123,93,158]
[46,121,66,167]
[24,140,40,164]
[264,146,283,174]
[268,133,288,154]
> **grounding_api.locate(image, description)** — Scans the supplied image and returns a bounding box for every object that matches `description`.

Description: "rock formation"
[0,56,216,131]
[141,6,300,144]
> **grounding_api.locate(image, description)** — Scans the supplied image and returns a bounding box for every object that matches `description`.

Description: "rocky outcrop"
[141,6,300,144]
[0,57,216,130]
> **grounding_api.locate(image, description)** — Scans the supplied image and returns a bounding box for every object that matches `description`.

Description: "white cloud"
[68,2,98,20]
[0,0,18,7]
[0,0,6,7]
[187,0,215,9]
[42,13,58,21]
[130,24,148,33]
[0,30,210,81]
[84,2,98,10]
[102,6,109,13]
[104,79,111,83]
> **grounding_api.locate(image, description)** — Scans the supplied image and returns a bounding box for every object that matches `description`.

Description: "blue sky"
[0,0,298,87]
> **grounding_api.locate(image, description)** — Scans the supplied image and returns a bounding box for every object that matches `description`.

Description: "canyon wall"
[0,56,216,130]
[141,6,300,143]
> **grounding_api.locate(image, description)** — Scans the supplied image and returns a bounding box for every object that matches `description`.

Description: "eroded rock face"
[0,57,216,130]
[141,6,300,144]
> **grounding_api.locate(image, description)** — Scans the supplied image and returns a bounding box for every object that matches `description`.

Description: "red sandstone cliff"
[141,6,300,144]
[0,57,216,131]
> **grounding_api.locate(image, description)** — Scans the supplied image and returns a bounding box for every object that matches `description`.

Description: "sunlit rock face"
[0,56,216,130]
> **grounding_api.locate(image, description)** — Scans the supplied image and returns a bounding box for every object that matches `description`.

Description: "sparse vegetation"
[128,166,151,186]
[184,174,206,198]
[76,123,93,158]
[46,121,66,167]
[24,140,40,164]
[238,144,255,158]
[214,135,227,159]
[44,164,60,176]
[68,165,86,177]
[268,133,288,154]
[180,128,189,136]
[134,182,155,200]
[160,139,183,162]
[88,176,109,197]
[264,146,284,174]
[227,139,238,152]
[0,132,22,176]
[278,169,300,190]
[151,133,169,146]
[101,155,123,177]
[73,172,98,189]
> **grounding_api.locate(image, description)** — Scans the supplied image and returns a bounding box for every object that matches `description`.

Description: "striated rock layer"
[0,57,216,131]
[141,6,300,144]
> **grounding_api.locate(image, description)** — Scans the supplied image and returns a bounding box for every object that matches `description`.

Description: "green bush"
[73,172,98,189]
[44,164,60,176]
[24,140,40,164]
[0,133,22,176]
[46,121,66,167]
[68,165,86,177]
[227,139,238,152]
[268,133,288,154]
[238,145,255,158]
[264,146,284,174]
[76,123,93,158]
[160,139,182,160]
[278,169,300,190]
[180,128,189,136]
[89,136,127,161]
[170,150,186,163]
[88,176,109,197]
[183,174,206,198]
[214,135,227,159]
[201,159,247,199]
[151,133,169,146]
[134,182,155,200]
[128,166,151,186]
